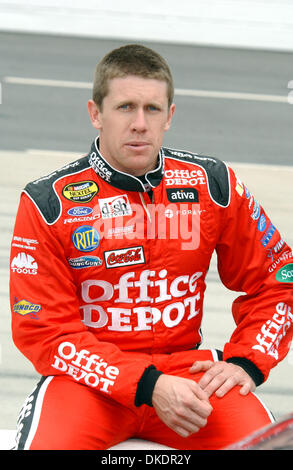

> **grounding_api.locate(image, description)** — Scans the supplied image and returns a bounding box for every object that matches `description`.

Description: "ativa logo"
[166,188,199,203]
[11,252,38,275]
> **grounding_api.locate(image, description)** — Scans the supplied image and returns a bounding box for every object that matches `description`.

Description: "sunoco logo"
[166,188,199,203]
[275,263,293,283]
[62,181,98,203]
[13,299,41,319]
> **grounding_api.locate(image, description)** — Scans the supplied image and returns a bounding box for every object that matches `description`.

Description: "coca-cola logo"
[104,246,145,268]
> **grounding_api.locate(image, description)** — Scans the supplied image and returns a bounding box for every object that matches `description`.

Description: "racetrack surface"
[1,32,293,437]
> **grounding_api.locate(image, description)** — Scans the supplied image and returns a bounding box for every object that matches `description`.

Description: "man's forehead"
[107,75,169,102]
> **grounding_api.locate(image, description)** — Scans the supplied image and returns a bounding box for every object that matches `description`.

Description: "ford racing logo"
[67,207,93,217]
[72,225,100,252]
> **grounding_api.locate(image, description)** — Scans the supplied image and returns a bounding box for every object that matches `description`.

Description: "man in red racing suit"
[10,45,293,450]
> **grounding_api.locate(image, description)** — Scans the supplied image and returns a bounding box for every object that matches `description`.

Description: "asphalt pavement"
[0,32,293,440]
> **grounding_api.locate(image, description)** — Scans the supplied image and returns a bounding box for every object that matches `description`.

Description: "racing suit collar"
[88,137,164,192]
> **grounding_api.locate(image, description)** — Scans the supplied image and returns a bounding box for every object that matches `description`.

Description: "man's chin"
[121,155,158,177]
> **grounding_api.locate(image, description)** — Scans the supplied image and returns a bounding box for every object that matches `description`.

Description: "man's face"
[88,75,175,176]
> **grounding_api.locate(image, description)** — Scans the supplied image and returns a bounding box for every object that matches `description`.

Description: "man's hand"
[189,360,256,398]
[152,374,213,438]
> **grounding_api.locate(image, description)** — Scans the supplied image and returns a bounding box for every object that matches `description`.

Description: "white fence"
[0,0,293,51]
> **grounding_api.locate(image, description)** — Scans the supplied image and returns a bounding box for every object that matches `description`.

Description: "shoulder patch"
[163,147,230,207]
[24,156,91,224]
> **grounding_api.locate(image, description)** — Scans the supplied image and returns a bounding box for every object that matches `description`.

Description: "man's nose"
[131,109,147,132]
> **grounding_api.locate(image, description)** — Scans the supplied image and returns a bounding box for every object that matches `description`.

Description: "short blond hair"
[92,44,174,110]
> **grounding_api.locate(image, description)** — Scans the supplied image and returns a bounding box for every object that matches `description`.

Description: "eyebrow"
[116,100,164,109]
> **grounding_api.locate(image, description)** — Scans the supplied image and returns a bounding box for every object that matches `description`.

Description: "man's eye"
[148,104,160,113]
[119,104,131,110]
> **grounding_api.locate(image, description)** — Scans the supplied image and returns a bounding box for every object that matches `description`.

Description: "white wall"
[0,0,293,51]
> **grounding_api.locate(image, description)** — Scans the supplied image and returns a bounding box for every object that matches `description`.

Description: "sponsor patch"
[12,236,39,251]
[51,341,119,393]
[72,225,100,252]
[89,151,113,182]
[104,246,145,268]
[166,188,199,203]
[11,252,38,275]
[13,299,41,319]
[62,181,98,203]
[257,214,267,232]
[251,200,261,221]
[275,263,293,283]
[261,223,276,247]
[244,186,251,199]
[164,168,206,187]
[235,178,244,197]
[68,256,103,269]
[267,239,287,261]
[98,194,132,219]
[67,206,93,216]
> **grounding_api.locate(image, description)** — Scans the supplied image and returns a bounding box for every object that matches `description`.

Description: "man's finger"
[239,381,255,396]
[189,360,214,373]
[197,363,224,390]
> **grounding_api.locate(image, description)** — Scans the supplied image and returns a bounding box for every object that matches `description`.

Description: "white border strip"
[3,77,289,104]
[23,376,54,450]
[252,392,276,424]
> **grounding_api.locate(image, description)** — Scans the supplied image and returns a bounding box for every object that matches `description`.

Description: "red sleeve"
[10,193,152,408]
[216,167,293,383]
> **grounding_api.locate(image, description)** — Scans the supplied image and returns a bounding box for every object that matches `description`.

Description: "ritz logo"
[72,225,100,252]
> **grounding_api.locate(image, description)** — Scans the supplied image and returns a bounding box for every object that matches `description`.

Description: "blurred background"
[1,0,293,441]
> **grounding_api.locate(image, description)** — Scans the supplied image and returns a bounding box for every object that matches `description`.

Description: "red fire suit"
[10,138,293,449]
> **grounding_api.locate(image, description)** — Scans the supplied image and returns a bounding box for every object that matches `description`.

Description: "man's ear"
[88,100,102,130]
[164,103,175,132]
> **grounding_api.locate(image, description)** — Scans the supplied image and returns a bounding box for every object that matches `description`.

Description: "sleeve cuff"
[134,365,163,407]
[226,357,265,386]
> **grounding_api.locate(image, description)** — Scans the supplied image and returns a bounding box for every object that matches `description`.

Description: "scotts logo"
[166,188,199,203]
[98,194,132,219]
[104,246,145,268]
[62,181,99,203]
[72,226,100,252]
[275,264,293,283]
[13,299,41,319]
